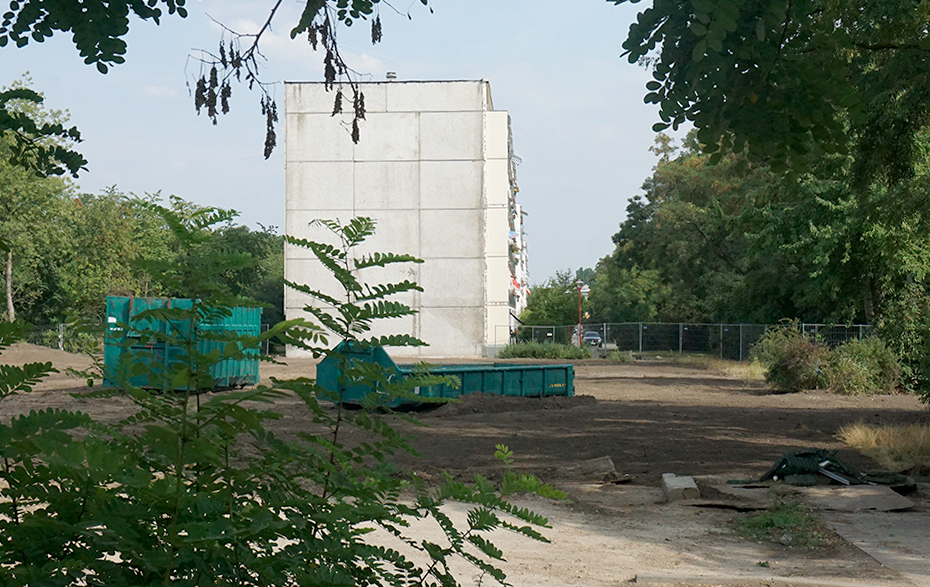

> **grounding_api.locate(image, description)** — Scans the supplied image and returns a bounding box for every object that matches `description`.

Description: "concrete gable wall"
[284,80,516,358]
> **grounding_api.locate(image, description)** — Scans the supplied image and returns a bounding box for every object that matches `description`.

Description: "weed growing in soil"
[673,355,766,380]
[735,498,832,549]
[839,423,930,475]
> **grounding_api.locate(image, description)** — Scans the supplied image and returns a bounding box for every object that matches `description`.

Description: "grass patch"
[735,498,833,549]
[608,349,633,363]
[839,423,930,475]
[497,342,591,360]
[674,355,766,381]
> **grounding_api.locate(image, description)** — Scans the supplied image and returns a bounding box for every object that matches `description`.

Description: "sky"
[1,0,678,283]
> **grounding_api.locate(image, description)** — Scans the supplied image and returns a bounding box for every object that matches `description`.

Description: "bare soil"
[2,343,928,586]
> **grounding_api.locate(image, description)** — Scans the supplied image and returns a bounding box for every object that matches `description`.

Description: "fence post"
[678,323,683,357]
[739,323,744,363]
[638,322,643,355]
[58,324,64,351]
[719,324,723,359]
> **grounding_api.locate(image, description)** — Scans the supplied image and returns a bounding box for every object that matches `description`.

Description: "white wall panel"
[419,209,483,258]
[353,112,419,161]
[419,112,483,161]
[418,307,485,356]
[385,81,484,113]
[419,258,484,307]
[485,255,510,304]
[485,207,510,257]
[484,111,510,160]
[286,114,355,161]
[285,161,355,211]
[354,162,420,210]
[485,158,509,207]
[420,161,483,209]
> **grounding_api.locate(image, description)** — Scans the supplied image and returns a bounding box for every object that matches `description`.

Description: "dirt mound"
[424,392,597,418]
[0,342,93,371]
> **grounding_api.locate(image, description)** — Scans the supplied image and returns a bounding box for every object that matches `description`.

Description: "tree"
[520,270,583,330]
[211,223,285,325]
[0,81,73,321]
[615,0,930,174]
[55,190,174,321]
[598,132,903,325]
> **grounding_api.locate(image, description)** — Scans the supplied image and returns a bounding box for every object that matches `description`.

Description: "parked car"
[582,331,603,347]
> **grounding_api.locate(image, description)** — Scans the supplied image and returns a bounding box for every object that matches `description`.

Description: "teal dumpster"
[104,296,261,389]
[317,342,574,408]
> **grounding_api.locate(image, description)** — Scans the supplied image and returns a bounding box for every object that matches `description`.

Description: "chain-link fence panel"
[25,324,103,355]
[802,323,873,347]
[572,322,870,361]
[515,325,574,345]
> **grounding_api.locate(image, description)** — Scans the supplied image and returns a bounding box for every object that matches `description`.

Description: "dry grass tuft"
[675,355,766,381]
[839,423,930,474]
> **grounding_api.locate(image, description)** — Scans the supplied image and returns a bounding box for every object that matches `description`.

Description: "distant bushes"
[497,341,591,360]
[752,325,900,394]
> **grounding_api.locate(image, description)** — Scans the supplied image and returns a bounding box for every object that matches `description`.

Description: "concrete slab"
[702,483,777,509]
[557,456,618,481]
[824,510,930,586]
[633,572,907,586]
[798,485,915,512]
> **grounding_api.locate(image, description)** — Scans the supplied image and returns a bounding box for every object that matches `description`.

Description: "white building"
[284,79,528,358]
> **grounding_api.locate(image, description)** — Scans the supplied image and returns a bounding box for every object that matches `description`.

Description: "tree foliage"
[520,270,581,328]
[1,0,432,160]
[616,0,930,174]
[0,81,74,321]
[0,180,284,326]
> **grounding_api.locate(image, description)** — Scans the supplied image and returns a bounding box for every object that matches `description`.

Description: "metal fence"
[498,322,873,362]
[23,323,277,356]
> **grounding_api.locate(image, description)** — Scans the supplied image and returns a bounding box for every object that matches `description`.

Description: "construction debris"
[662,473,700,501]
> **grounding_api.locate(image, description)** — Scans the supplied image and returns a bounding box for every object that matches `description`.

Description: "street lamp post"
[576,279,584,347]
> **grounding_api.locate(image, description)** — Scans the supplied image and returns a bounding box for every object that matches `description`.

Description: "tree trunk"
[5,248,13,322]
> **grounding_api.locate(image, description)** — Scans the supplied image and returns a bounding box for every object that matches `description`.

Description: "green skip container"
[104,296,261,389]
[317,342,574,408]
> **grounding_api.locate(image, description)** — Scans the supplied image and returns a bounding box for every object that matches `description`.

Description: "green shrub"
[824,336,900,394]
[752,324,830,392]
[822,354,872,394]
[498,341,591,359]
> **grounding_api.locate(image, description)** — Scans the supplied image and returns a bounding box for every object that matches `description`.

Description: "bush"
[824,336,900,394]
[498,341,591,359]
[753,325,901,395]
[752,324,830,392]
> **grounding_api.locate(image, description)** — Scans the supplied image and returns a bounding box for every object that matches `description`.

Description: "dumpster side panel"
[104,296,261,390]
[318,346,575,407]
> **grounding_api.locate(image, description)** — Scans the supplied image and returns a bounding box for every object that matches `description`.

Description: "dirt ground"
[2,343,929,586]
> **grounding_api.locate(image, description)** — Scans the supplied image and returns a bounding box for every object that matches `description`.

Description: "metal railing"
[494,322,873,362]
[24,323,277,356]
